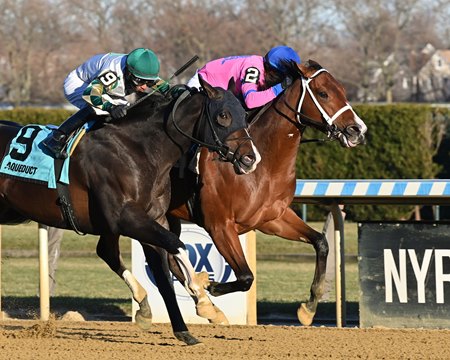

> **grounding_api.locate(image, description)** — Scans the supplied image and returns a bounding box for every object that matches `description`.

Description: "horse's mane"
[128,92,173,122]
[284,59,323,80]
[130,85,197,122]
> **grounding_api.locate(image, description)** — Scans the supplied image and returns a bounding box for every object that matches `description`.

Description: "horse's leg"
[204,224,254,297]
[141,245,200,345]
[166,214,229,325]
[118,204,216,336]
[96,234,152,329]
[258,207,329,326]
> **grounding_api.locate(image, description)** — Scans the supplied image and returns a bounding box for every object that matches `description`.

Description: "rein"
[169,90,249,163]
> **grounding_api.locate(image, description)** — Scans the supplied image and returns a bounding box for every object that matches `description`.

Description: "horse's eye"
[217,111,232,127]
[318,91,328,99]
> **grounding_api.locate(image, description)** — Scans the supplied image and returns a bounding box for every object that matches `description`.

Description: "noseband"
[283,68,356,140]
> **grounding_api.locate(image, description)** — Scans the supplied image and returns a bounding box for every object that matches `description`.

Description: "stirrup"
[42,134,68,159]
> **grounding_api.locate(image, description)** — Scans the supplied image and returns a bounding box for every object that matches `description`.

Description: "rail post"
[38,224,50,321]
[0,225,2,320]
[331,202,346,327]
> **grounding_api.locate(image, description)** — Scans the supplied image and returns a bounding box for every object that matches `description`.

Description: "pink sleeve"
[241,84,277,109]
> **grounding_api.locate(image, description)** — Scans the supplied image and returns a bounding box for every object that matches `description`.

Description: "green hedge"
[2,105,450,221]
[295,104,450,221]
[0,107,74,126]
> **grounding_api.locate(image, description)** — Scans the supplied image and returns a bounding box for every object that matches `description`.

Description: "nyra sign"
[131,223,255,324]
[359,222,450,328]
[384,248,450,304]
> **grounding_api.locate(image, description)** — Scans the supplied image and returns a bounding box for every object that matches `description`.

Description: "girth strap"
[53,158,85,235]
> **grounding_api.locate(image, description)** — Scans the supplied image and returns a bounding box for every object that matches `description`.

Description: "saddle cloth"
[0,124,85,189]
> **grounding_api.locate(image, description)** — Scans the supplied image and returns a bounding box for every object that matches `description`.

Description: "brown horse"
[0,77,260,345]
[167,60,367,326]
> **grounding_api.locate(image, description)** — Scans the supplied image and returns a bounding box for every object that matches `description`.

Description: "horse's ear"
[227,77,236,93]
[199,74,220,99]
[296,62,307,78]
[298,59,323,78]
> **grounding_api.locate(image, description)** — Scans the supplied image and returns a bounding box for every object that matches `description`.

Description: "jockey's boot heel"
[42,130,68,159]
[41,106,94,159]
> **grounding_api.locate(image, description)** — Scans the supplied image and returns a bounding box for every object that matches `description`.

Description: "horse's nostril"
[346,125,360,136]
[241,154,255,166]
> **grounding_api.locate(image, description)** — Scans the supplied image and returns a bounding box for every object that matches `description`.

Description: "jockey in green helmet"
[42,48,167,159]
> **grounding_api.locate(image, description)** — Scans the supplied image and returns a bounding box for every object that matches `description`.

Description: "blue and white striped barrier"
[294,180,450,204]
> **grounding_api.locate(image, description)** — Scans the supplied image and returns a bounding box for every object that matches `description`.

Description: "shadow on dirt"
[2,296,131,321]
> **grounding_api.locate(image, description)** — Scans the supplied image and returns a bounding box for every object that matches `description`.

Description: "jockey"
[42,47,167,159]
[187,45,300,110]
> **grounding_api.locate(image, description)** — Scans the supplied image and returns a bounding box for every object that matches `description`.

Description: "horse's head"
[282,60,367,147]
[195,75,261,174]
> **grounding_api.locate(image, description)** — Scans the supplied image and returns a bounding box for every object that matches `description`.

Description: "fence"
[294,179,450,327]
[3,178,450,326]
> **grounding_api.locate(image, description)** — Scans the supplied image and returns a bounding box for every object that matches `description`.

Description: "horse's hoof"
[196,271,211,288]
[207,281,221,296]
[196,301,218,320]
[135,310,153,330]
[209,306,229,325]
[174,331,203,346]
[297,303,315,326]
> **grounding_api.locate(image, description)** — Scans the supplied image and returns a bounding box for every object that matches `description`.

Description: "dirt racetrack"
[1,318,450,360]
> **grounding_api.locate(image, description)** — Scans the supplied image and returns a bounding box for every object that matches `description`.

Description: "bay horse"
[0,77,260,345]
[167,60,367,326]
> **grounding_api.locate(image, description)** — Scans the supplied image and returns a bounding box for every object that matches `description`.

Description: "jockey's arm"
[241,82,279,109]
[82,79,126,114]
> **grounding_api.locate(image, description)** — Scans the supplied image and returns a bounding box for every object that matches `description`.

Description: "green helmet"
[126,48,160,80]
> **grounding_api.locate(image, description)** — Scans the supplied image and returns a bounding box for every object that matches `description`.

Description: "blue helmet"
[264,46,300,73]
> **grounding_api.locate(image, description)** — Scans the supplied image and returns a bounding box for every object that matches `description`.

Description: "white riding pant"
[64,70,89,109]
[186,71,201,90]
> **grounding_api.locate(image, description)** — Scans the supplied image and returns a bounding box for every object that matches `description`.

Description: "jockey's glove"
[110,105,128,120]
[273,76,293,96]
[273,83,284,96]
[152,79,170,95]
[282,76,293,89]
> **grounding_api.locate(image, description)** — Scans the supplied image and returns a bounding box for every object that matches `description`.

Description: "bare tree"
[330,0,438,102]
[432,0,450,48]
[146,0,260,81]
[64,0,121,51]
[0,0,448,105]
[241,0,334,56]
[0,0,73,105]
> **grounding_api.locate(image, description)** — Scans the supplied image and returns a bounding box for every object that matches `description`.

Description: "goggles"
[130,73,158,87]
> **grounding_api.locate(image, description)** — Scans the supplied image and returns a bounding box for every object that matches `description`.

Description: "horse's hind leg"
[96,234,152,329]
[258,207,329,326]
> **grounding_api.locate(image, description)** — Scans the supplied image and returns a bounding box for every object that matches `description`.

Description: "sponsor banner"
[359,222,450,328]
[131,223,252,324]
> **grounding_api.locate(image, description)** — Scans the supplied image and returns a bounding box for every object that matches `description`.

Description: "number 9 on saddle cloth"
[0,123,92,188]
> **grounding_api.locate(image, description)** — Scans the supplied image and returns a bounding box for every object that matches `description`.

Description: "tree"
[330,0,434,102]
[0,0,71,105]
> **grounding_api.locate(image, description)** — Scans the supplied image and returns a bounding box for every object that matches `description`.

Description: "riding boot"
[42,107,93,159]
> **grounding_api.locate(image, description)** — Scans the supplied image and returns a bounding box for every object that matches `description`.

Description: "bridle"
[169,89,252,165]
[283,68,357,141]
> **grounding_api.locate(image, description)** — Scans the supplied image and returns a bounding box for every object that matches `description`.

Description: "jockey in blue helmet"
[264,45,301,73]
[187,45,300,110]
